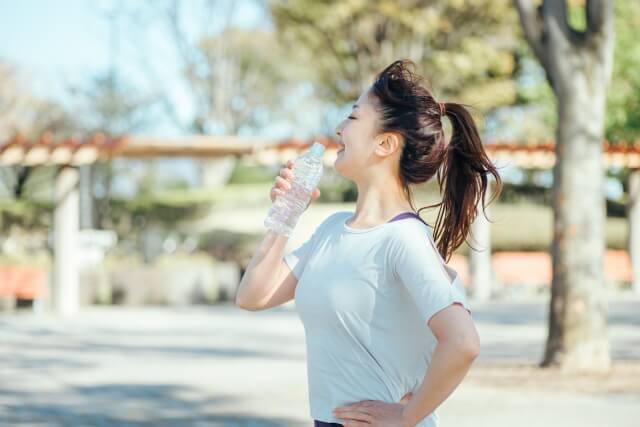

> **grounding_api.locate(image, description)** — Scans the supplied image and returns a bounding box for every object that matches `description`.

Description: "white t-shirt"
[283,210,471,427]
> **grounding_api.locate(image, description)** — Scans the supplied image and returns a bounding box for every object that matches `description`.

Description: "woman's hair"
[370,59,503,263]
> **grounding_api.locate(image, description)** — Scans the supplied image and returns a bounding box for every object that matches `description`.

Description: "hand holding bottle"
[270,159,321,211]
[264,142,325,236]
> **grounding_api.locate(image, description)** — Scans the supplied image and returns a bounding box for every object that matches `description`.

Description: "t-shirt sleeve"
[283,232,316,279]
[283,212,339,279]
[391,226,471,326]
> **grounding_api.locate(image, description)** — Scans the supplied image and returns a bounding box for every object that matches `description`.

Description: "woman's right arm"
[234,231,298,311]
[235,159,320,311]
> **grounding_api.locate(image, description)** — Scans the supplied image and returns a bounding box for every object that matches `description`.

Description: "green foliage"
[316,169,357,202]
[107,190,215,231]
[269,0,519,112]
[606,0,640,141]
[103,183,274,239]
[197,229,263,265]
[513,43,557,136]
[493,181,551,205]
[0,199,52,232]
[227,162,274,184]
[68,71,156,135]
[515,1,640,141]
[567,3,587,32]
[486,203,628,252]
[195,27,295,133]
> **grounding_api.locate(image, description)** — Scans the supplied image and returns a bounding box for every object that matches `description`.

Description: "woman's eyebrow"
[352,104,359,109]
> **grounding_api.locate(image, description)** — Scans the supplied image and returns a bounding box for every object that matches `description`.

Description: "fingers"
[270,160,295,202]
[333,410,373,424]
[279,166,294,181]
[275,175,291,190]
[270,159,320,207]
[269,188,278,203]
[270,177,290,202]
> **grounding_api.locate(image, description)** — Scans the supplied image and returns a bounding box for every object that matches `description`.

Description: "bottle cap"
[308,142,325,157]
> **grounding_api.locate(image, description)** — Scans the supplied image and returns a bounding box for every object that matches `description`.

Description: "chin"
[333,160,351,179]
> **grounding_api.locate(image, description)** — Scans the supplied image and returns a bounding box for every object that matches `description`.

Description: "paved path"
[1,294,639,426]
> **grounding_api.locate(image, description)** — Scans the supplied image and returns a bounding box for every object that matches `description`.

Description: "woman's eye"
[348,116,356,120]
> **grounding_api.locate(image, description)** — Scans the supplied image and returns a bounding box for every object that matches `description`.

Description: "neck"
[351,174,413,226]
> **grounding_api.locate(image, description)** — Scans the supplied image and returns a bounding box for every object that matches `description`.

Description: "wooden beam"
[117,135,285,159]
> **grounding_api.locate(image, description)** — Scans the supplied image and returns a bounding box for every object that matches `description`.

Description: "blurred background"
[0,0,638,426]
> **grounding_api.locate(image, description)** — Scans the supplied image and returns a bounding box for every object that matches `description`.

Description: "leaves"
[269,0,519,110]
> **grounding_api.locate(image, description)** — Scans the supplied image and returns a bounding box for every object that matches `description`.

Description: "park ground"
[1,292,639,427]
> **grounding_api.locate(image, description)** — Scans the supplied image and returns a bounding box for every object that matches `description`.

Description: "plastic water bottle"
[264,142,325,236]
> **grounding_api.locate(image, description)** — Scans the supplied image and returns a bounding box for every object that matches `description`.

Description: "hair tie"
[438,102,446,116]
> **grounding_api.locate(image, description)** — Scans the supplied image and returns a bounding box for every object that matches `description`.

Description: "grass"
[427,201,626,254]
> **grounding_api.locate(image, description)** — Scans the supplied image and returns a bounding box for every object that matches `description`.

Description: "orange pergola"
[2,132,640,168]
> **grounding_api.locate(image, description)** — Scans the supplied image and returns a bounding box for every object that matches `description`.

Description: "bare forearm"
[401,341,478,426]
[235,230,289,305]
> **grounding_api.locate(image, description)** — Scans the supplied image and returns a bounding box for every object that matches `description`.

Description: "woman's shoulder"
[389,215,433,238]
[315,210,351,231]
[329,210,353,221]
[384,217,437,257]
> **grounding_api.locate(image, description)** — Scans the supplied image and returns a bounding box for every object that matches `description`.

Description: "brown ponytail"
[370,59,503,263]
[429,101,502,262]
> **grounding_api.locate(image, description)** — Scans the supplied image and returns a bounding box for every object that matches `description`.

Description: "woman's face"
[334,87,385,180]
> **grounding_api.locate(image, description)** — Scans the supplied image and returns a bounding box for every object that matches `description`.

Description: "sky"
[0,0,281,137]
[0,0,279,192]
[0,0,112,101]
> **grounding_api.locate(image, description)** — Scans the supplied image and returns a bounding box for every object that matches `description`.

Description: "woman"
[236,58,502,427]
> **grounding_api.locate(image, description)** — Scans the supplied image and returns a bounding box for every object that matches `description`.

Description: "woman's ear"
[376,132,402,157]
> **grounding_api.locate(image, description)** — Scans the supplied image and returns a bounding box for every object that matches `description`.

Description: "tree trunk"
[543,65,610,372]
[515,0,614,373]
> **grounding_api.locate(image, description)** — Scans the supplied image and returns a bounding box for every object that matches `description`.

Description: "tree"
[508,1,640,142]
[120,0,300,187]
[269,0,520,123]
[514,0,614,372]
[0,62,77,199]
[146,1,291,135]
[66,70,157,229]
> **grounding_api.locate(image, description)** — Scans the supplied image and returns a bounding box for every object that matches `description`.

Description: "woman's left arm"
[332,303,479,427]
[401,302,480,426]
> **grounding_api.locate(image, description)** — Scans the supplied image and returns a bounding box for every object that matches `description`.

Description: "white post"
[54,165,80,316]
[79,164,94,229]
[469,177,494,301]
[198,155,237,188]
[629,169,640,295]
